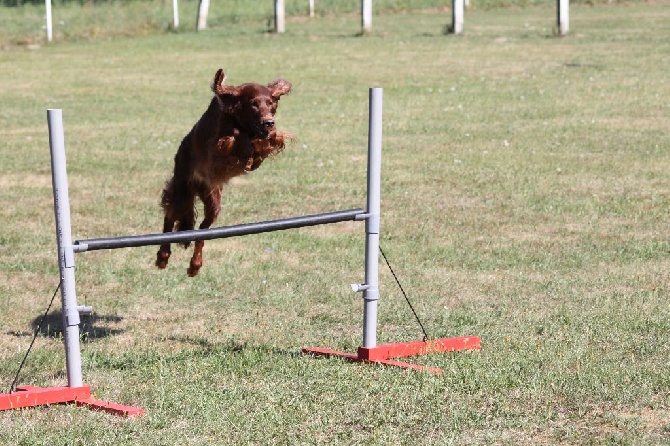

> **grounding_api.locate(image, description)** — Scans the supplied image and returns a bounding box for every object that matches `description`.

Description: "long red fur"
[156,69,292,276]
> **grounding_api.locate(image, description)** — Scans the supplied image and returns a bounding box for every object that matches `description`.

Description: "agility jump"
[0,88,479,416]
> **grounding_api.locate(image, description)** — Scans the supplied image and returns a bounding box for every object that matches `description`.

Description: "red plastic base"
[303,336,480,374]
[0,385,143,417]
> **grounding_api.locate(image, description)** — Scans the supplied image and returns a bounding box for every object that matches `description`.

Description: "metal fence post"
[45,0,53,42]
[557,0,569,36]
[361,0,372,34]
[196,0,210,31]
[452,0,464,34]
[275,0,286,33]
[172,0,179,28]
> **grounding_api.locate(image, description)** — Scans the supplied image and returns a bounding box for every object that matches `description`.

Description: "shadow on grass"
[6,311,125,341]
[167,335,304,359]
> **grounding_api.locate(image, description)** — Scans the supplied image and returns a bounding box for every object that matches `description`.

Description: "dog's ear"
[267,79,292,100]
[212,69,238,96]
[211,69,225,93]
[212,69,240,113]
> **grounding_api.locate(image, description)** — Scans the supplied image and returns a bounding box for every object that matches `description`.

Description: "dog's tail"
[161,176,196,224]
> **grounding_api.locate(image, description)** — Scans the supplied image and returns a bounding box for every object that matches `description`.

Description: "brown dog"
[156,69,292,276]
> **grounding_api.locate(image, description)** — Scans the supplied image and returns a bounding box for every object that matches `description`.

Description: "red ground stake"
[0,385,143,417]
[76,397,144,417]
[359,336,481,361]
[303,335,480,374]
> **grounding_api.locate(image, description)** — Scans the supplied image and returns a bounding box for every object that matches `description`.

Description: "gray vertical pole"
[48,109,83,388]
[557,0,569,36]
[362,88,382,348]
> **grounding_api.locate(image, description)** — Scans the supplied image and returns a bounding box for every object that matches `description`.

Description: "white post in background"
[275,0,285,33]
[451,0,463,34]
[361,0,372,34]
[309,0,315,18]
[48,109,83,388]
[196,0,210,31]
[45,0,53,42]
[362,88,382,349]
[557,0,569,36]
[172,0,179,28]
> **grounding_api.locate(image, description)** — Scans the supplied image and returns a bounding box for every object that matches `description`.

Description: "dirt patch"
[617,408,670,433]
[0,173,52,189]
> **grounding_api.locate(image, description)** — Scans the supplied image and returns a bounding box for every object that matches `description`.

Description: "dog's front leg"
[231,132,255,169]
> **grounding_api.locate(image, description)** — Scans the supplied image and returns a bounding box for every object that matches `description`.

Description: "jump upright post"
[362,87,382,349]
[0,110,144,416]
[0,87,480,417]
[303,89,480,369]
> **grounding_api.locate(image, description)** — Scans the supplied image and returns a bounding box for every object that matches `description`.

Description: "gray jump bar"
[73,208,366,253]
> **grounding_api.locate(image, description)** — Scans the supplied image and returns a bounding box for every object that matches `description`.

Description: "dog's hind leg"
[187,186,222,277]
[156,215,175,269]
[156,178,178,269]
[156,175,195,270]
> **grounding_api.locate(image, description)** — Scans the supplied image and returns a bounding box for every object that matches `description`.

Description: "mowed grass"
[1,3,669,444]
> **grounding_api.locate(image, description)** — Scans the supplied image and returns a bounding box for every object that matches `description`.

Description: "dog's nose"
[263,120,275,129]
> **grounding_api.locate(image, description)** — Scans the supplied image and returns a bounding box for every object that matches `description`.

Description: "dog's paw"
[187,264,201,277]
[245,157,264,171]
[156,251,170,269]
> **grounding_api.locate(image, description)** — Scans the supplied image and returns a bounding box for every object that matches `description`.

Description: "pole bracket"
[351,283,370,292]
[77,305,93,315]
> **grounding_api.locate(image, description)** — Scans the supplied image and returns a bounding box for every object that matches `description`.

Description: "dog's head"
[212,69,292,140]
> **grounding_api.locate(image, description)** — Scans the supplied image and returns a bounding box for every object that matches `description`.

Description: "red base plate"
[1,337,479,414]
[303,336,480,374]
[0,385,143,417]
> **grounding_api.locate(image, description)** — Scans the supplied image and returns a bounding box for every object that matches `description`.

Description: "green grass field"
[1,2,669,444]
